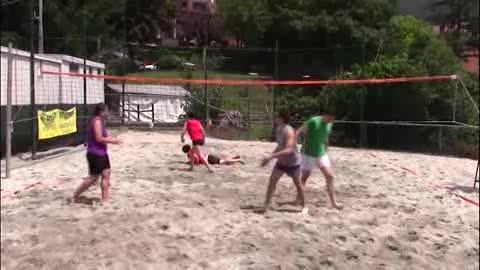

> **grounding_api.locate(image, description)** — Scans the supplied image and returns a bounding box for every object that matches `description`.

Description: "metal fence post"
[5,43,14,178]
[272,41,279,139]
[30,0,37,158]
[122,82,126,124]
[83,8,88,142]
[121,4,127,126]
[137,104,140,121]
[127,95,131,125]
[359,43,368,148]
[438,127,443,153]
[203,46,209,125]
[151,104,155,124]
[246,86,251,125]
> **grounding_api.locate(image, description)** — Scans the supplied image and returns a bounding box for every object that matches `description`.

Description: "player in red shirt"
[182,145,244,166]
[181,112,213,172]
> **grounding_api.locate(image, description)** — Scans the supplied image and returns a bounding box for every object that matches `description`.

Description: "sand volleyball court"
[1,130,479,269]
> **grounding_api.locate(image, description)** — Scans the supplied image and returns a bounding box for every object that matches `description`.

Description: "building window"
[89,67,93,74]
[97,69,101,75]
[69,63,79,73]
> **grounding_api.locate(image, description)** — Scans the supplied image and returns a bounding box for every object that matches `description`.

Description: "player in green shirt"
[296,113,342,210]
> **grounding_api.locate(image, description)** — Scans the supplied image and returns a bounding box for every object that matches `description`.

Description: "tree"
[42,0,127,56]
[428,0,479,55]
[1,0,177,57]
[0,0,30,50]
[277,15,477,154]
[217,0,272,47]
[263,0,397,49]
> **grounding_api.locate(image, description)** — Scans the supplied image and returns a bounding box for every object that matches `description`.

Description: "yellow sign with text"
[38,108,77,139]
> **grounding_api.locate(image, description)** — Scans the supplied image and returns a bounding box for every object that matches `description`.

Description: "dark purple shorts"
[274,162,301,178]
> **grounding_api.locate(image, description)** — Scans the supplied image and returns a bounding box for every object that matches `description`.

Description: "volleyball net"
[2,45,479,163]
[36,67,479,156]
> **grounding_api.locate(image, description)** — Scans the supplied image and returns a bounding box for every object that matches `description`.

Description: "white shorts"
[301,154,331,171]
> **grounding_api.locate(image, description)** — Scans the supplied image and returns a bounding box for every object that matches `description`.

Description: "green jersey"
[302,116,332,158]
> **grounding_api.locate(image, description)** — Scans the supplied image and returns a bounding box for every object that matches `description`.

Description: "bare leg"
[194,145,213,172]
[261,168,283,212]
[292,171,308,214]
[320,166,342,210]
[294,169,311,202]
[100,169,111,202]
[301,169,312,186]
[73,176,97,202]
[219,157,244,165]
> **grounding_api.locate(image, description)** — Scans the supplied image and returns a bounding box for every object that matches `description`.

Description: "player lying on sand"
[260,112,307,214]
[181,112,213,172]
[182,145,244,166]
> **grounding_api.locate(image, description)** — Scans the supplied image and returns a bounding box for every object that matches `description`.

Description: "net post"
[5,43,14,178]
[30,0,37,158]
[458,75,479,114]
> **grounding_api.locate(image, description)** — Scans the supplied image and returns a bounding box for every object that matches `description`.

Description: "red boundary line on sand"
[41,70,457,86]
[1,178,72,200]
[368,153,479,207]
[1,181,43,199]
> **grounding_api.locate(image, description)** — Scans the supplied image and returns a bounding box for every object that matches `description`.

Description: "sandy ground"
[1,130,479,270]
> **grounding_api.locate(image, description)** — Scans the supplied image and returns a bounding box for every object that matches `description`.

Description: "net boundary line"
[41,70,457,86]
[368,153,479,207]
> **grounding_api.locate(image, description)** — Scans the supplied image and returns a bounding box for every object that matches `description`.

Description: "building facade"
[0,46,105,156]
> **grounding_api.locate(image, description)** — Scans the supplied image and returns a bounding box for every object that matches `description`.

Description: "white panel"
[35,60,61,105]
[1,46,105,106]
[122,96,184,123]
[0,53,7,106]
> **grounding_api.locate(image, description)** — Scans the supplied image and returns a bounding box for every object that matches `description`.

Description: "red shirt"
[186,118,204,141]
[188,150,204,164]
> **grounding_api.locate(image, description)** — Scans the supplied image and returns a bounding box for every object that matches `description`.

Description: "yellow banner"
[38,108,77,140]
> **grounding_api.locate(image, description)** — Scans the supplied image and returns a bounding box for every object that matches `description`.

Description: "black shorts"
[207,155,221,165]
[87,152,111,176]
[274,162,301,178]
[192,138,205,146]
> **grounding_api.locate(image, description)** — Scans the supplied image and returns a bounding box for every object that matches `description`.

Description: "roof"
[107,83,189,97]
[1,46,62,64]
[40,54,105,69]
